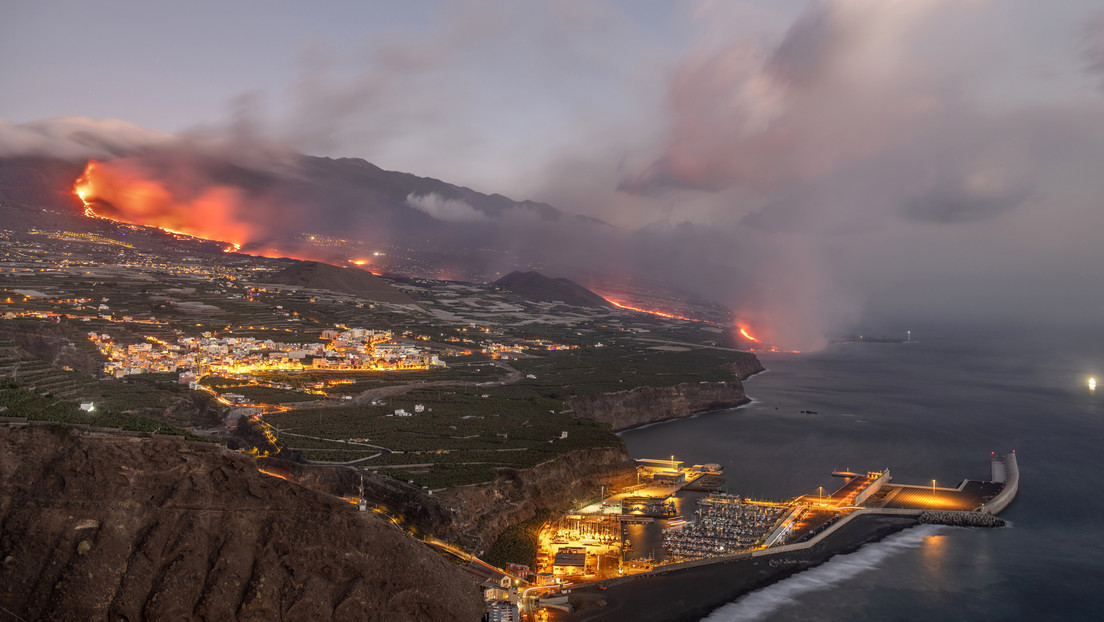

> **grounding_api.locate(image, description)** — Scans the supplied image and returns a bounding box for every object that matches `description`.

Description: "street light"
[932,479,936,493]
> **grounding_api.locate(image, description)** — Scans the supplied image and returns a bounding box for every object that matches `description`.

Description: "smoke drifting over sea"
[5,1,1104,349]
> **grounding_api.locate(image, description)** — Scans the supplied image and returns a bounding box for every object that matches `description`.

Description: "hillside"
[0,424,483,621]
[262,260,417,304]
[494,271,613,309]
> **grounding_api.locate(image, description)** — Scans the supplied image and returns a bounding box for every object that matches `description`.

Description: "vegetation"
[512,345,749,396]
[0,381,207,441]
[483,510,551,569]
[1,235,758,489]
[263,384,622,484]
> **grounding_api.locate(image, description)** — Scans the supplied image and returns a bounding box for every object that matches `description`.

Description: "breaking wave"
[702,524,942,622]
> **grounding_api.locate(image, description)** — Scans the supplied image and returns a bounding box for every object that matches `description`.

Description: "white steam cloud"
[405,193,489,223]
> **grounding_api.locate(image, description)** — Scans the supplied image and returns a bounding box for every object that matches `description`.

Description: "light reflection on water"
[622,334,1104,621]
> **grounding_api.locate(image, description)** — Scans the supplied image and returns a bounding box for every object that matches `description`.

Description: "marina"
[521,452,1018,620]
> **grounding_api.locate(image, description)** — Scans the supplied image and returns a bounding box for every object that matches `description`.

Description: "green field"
[263,384,622,486]
[511,345,749,396]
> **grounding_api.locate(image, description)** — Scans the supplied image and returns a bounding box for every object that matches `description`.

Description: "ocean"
[620,328,1103,621]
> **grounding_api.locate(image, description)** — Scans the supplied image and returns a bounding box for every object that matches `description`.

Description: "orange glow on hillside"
[71,161,370,267]
[73,159,256,247]
[738,326,761,342]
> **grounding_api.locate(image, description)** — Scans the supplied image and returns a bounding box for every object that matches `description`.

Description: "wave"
[701,525,942,622]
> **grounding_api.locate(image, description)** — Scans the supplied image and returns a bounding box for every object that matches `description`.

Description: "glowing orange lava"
[257,467,293,482]
[738,325,761,342]
[74,162,99,217]
[600,296,719,324]
[72,159,255,248]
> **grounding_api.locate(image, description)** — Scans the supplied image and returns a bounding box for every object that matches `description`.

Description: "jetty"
[537,452,1019,622]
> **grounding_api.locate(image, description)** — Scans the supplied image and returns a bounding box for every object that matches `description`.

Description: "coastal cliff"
[0,424,483,622]
[435,445,637,553]
[569,381,752,432]
[724,354,766,381]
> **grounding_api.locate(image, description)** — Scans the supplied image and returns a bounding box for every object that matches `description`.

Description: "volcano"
[263,261,417,305]
[494,270,613,309]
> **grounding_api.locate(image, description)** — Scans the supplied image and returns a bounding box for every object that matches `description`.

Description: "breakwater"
[981,452,1019,515]
[564,452,1020,620]
[918,510,1005,527]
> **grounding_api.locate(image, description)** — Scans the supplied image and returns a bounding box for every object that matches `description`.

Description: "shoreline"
[614,364,768,435]
[565,513,920,622]
[613,396,754,435]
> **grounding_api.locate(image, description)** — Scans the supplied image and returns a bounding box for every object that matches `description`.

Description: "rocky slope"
[0,320,104,376]
[0,424,483,622]
[568,381,751,432]
[493,271,613,309]
[724,353,766,381]
[435,446,637,553]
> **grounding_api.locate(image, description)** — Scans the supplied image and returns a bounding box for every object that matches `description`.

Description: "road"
[350,360,523,405]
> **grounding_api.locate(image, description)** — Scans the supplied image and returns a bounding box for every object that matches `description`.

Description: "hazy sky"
[3,0,1104,348]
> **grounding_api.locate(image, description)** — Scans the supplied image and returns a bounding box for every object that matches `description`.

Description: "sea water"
[621,328,1103,621]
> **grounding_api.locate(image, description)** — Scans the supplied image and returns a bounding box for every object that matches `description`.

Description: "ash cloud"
[8,1,1104,350]
[604,0,1104,345]
[0,117,172,160]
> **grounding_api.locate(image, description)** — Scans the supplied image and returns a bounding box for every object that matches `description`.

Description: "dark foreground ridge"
[0,423,483,621]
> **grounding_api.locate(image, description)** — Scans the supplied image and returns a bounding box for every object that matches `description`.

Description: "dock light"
[1090,377,1097,391]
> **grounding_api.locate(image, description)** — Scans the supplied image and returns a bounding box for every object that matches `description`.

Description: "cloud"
[620,0,951,196]
[1082,11,1104,86]
[0,117,172,160]
[10,1,1104,350]
[901,181,1033,224]
[405,193,489,222]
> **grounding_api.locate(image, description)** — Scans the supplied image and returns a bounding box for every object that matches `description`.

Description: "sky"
[3,0,1104,349]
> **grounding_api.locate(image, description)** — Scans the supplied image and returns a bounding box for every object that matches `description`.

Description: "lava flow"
[600,296,720,325]
[738,325,761,343]
[72,159,255,248]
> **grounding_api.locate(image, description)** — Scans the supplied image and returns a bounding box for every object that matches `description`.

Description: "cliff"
[435,446,637,553]
[724,353,766,380]
[568,381,751,432]
[255,456,457,537]
[0,424,483,622]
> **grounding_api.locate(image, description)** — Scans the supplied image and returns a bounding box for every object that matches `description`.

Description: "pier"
[529,452,1019,621]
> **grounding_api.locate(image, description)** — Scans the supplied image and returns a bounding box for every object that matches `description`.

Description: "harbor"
[512,452,1019,620]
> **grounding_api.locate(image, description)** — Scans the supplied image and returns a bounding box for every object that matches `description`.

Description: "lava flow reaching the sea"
[738,325,759,342]
[599,294,793,352]
[72,159,798,351]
